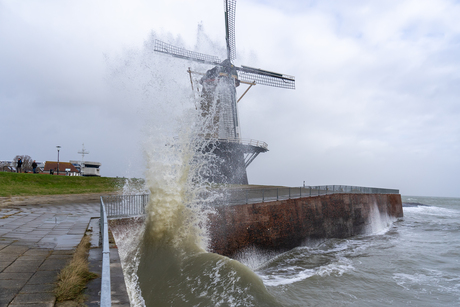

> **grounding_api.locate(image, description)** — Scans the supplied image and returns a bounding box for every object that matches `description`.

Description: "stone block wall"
[107,193,403,259]
[207,193,403,257]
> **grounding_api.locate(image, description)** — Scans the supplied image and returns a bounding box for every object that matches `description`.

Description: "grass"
[54,235,98,303]
[0,172,283,198]
[0,172,144,197]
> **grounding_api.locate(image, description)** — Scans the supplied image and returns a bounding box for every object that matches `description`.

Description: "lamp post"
[56,146,61,175]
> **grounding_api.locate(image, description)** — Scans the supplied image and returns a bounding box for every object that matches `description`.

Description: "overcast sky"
[1,0,459,197]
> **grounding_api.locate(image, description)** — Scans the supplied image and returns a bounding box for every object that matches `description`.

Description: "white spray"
[109,32,281,306]
[365,201,396,235]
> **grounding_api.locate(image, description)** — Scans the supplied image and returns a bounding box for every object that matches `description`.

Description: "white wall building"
[70,160,101,177]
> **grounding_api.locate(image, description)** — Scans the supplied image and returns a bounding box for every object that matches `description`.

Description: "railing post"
[289,187,291,199]
[245,189,248,204]
[300,187,301,198]
[262,189,264,202]
[100,197,111,307]
[277,188,279,201]
[99,201,103,247]
[309,186,311,197]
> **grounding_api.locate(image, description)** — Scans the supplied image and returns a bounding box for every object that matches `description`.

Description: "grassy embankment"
[0,172,286,198]
[0,172,142,197]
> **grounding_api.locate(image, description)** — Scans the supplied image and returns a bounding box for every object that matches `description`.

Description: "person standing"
[17,158,22,173]
[32,160,37,173]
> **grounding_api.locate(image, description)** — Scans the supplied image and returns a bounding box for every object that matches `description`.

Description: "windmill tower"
[154,0,295,184]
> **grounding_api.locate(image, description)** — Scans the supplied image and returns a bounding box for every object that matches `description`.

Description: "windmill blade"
[236,65,295,89]
[153,39,221,65]
[224,0,237,61]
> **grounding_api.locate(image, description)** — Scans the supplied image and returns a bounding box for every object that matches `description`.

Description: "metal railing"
[103,194,149,218]
[221,185,399,205]
[99,197,111,307]
[101,185,399,219]
[219,138,268,150]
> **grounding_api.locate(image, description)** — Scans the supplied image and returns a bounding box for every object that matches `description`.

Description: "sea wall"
[107,193,403,259]
[207,193,403,257]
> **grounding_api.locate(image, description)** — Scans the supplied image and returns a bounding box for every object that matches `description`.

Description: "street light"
[56,146,61,175]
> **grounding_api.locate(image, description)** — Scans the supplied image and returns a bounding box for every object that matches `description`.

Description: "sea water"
[255,196,460,306]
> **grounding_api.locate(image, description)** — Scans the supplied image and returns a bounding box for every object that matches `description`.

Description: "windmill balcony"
[217,137,268,150]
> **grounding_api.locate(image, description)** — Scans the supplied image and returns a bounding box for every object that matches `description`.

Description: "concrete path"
[0,201,130,307]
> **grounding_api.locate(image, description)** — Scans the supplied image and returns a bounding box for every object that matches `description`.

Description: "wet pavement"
[0,202,130,307]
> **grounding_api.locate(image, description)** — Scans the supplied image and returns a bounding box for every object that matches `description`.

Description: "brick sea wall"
[208,193,403,257]
[108,193,403,259]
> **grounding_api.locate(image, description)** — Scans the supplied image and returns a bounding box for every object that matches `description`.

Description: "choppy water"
[116,195,460,306]
[254,196,460,307]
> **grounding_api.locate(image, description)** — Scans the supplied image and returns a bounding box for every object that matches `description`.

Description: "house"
[43,161,80,176]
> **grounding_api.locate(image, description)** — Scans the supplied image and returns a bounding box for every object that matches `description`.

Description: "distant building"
[36,161,45,169]
[43,161,80,176]
[0,160,15,172]
[69,160,101,177]
[1,159,101,176]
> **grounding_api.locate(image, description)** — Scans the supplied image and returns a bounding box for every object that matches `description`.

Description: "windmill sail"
[150,0,295,184]
[236,66,295,89]
[224,0,237,61]
[153,39,221,65]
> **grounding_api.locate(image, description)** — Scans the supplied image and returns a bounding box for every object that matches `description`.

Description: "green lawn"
[0,172,134,197]
[0,172,287,197]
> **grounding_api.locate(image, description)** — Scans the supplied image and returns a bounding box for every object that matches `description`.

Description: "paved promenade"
[0,200,130,306]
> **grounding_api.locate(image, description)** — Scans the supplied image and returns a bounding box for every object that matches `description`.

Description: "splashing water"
[365,201,396,235]
[109,33,281,306]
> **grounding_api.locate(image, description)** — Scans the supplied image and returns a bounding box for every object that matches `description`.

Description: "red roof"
[43,161,79,173]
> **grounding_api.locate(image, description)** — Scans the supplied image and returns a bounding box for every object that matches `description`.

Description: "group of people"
[16,158,38,173]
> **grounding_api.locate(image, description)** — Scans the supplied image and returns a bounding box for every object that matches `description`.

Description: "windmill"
[154,0,295,184]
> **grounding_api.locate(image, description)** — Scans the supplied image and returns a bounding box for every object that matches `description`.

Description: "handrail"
[99,197,111,307]
[216,137,268,150]
[220,185,399,205]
